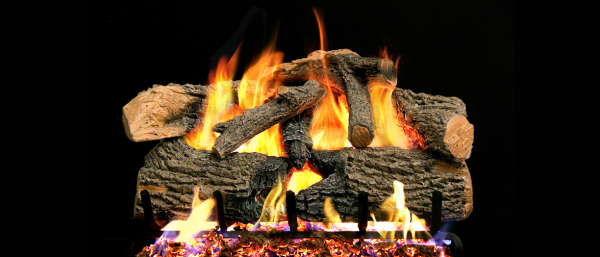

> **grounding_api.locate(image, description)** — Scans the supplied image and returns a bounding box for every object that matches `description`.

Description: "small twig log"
[212,80,326,159]
[391,88,474,161]
[297,147,473,222]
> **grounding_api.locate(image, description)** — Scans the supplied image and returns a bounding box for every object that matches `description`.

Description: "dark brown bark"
[134,137,290,224]
[212,80,326,159]
[391,88,474,162]
[134,138,472,224]
[296,147,473,222]
[281,109,313,170]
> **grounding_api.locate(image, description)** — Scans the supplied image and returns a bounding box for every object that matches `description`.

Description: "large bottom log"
[134,137,289,223]
[134,137,473,225]
[298,147,473,222]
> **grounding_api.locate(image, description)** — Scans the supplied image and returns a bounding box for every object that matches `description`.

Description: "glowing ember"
[137,230,446,257]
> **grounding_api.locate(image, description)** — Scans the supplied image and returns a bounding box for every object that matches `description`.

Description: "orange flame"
[369,82,412,148]
[286,162,323,195]
[235,36,285,156]
[184,45,241,150]
[307,9,352,150]
[313,7,327,52]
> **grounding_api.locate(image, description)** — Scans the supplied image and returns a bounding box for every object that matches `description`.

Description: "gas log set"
[123,48,474,257]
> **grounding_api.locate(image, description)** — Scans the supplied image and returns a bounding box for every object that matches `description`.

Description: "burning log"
[134,137,290,223]
[297,147,473,222]
[281,109,313,169]
[122,81,242,142]
[212,80,326,159]
[391,88,474,162]
[264,49,397,148]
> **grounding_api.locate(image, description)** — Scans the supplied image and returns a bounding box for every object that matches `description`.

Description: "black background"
[86,0,514,256]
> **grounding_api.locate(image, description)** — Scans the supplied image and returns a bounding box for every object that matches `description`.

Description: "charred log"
[281,109,313,169]
[391,88,474,162]
[212,80,326,159]
[296,147,473,222]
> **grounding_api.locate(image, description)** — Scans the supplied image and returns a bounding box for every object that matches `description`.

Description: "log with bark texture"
[296,147,473,222]
[281,108,313,170]
[134,138,472,224]
[134,137,290,224]
[122,81,243,142]
[212,80,326,159]
[391,88,474,162]
[262,49,397,148]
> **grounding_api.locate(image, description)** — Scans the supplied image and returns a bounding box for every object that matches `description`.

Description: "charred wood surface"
[134,137,290,224]
[212,80,326,159]
[297,147,473,222]
[122,81,242,142]
[391,88,474,162]
[281,109,313,170]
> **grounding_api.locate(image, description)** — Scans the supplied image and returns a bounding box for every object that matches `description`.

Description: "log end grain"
[444,115,474,160]
[350,125,373,148]
[122,85,203,142]
[432,161,473,220]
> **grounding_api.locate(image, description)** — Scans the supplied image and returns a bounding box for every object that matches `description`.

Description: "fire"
[184,45,241,150]
[161,190,217,244]
[185,37,286,156]
[286,162,323,195]
[376,180,430,241]
[369,82,412,149]
[307,9,352,150]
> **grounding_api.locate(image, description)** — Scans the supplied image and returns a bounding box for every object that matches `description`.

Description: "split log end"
[350,125,374,148]
[122,85,203,142]
[444,115,474,160]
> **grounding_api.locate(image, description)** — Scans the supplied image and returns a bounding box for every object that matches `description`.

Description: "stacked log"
[123,49,475,226]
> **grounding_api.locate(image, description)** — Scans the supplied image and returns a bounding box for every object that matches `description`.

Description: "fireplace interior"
[86,2,515,257]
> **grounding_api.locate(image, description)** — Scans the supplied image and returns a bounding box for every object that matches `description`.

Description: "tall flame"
[308,8,352,150]
[184,46,241,150]
[185,37,286,156]
[233,36,285,156]
[369,82,411,148]
[377,180,430,240]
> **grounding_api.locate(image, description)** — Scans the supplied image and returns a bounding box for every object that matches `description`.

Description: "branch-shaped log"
[262,49,397,148]
[391,88,474,162]
[134,137,290,224]
[122,81,242,142]
[296,147,473,222]
[281,109,313,170]
[212,80,326,159]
